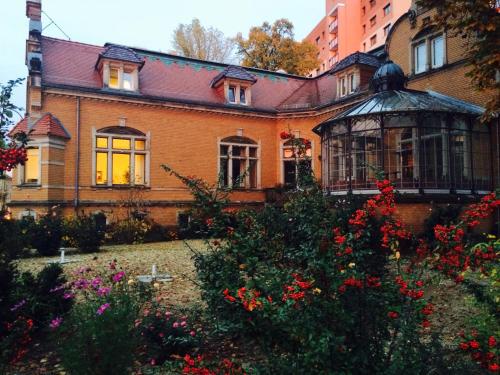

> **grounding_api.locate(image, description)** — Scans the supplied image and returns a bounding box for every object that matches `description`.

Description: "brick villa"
[9,0,499,231]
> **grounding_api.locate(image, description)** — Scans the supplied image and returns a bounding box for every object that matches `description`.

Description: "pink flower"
[97,287,111,297]
[112,271,125,283]
[190,330,196,337]
[74,279,89,289]
[63,292,74,300]
[181,321,187,327]
[173,322,180,328]
[96,303,111,315]
[50,317,63,329]
[91,277,102,288]
[165,311,171,319]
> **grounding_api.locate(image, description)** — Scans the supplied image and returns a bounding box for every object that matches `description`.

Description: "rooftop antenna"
[41,10,71,40]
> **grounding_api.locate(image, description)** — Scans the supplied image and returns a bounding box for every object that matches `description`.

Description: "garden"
[0,130,498,374]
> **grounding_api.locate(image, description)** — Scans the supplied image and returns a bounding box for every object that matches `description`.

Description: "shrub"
[166,163,499,374]
[56,266,151,375]
[32,212,63,256]
[65,214,105,253]
[106,218,151,244]
[137,306,199,365]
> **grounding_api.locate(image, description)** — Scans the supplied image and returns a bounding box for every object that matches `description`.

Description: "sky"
[0,0,324,121]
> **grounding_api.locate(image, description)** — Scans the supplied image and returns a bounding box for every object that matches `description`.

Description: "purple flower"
[96,287,111,297]
[74,278,89,289]
[63,292,74,300]
[10,299,26,312]
[96,303,111,315]
[50,317,63,329]
[49,284,65,293]
[91,277,102,288]
[112,271,125,283]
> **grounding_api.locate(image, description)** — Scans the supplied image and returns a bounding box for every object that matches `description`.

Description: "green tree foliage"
[236,19,319,76]
[0,78,24,142]
[416,0,500,121]
[172,18,235,63]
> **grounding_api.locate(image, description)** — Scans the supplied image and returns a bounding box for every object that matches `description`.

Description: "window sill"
[410,64,448,79]
[92,185,150,190]
[16,184,41,188]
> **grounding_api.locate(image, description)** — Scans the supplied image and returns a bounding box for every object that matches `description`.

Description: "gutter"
[74,97,80,211]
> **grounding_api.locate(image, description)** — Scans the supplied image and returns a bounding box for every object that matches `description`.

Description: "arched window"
[219,136,259,189]
[282,138,312,187]
[93,126,149,186]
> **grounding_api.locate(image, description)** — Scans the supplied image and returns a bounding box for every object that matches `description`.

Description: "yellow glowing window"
[96,137,108,148]
[284,149,294,158]
[24,148,39,184]
[112,138,131,150]
[96,152,108,185]
[134,154,145,185]
[135,140,145,150]
[112,153,130,184]
[109,68,119,88]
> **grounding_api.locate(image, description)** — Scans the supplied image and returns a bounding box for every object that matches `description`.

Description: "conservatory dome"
[313,61,492,195]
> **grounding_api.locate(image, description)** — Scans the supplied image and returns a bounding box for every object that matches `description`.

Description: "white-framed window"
[93,127,149,187]
[219,136,259,189]
[340,76,347,97]
[19,209,37,220]
[349,73,356,93]
[22,147,40,185]
[105,64,137,91]
[431,35,444,68]
[282,138,313,187]
[226,84,250,105]
[414,41,427,74]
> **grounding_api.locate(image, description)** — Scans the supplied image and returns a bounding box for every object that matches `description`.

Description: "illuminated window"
[94,127,148,186]
[109,68,119,89]
[219,136,259,189]
[23,147,40,184]
[282,138,312,187]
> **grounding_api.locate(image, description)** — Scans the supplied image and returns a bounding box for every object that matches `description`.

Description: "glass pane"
[240,87,246,104]
[352,118,380,132]
[284,160,296,186]
[432,36,444,68]
[472,131,491,190]
[112,138,131,150]
[228,87,236,103]
[24,148,39,184]
[415,43,427,73]
[220,145,229,156]
[112,153,130,184]
[384,128,419,189]
[232,146,243,157]
[249,159,257,188]
[109,68,119,88]
[135,140,145,150]
[219,158,229,186]
[123,72,133,90]
[351,130,382,189]
[232,158,246,187]
[134,154,145,185]
[421,127,450,188]
[96,137,108,148]
[283,148,294,158]
[249,147,257,158]
[450,130,471,190]
[327,134,349,190]
[96,152,108,185]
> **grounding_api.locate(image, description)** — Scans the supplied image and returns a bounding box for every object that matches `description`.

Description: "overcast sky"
[0,0,324,120]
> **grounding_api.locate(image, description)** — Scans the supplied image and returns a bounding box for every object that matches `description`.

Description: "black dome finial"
[370,61,407,92]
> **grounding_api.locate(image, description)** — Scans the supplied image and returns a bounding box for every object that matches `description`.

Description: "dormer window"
[210,65,257,106]
[96,44,145,92]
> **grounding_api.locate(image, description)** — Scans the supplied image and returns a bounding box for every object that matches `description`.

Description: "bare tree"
[172,19,235,63]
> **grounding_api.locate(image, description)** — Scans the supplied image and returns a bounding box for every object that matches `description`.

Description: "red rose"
[489,363,499,372]
[421,319,431,328]
[280,131,291,140]
[388,311,399,319]
[459,342,469,351]
[488,336,497,347]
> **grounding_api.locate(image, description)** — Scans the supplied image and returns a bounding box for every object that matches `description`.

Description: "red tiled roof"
[41,37,340,112]
[9,113,70,139]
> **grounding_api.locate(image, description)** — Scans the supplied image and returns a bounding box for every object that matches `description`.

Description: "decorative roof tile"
[9,113,70,139]
[210,65,257,87]
[330,52,382,74]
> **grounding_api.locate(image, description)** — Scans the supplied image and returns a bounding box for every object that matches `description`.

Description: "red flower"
[469,340,480,350]
[488,363,499,372]
[280,131,292,140]
[421,319,431,328]
[488,336,497,347]
[459,342,470,351]
[415,280,424,287]
[388,311,399,319]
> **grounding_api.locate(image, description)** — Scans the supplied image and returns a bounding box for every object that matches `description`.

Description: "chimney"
[26,0,43,126]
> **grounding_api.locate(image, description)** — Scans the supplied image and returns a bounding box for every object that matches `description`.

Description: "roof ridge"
[42,36,103,50]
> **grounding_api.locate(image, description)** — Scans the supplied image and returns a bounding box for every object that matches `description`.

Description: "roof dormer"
[96,44,145,92]
[210,66,257,106]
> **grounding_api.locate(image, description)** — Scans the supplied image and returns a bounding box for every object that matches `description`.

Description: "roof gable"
[96,44,145,70]
[9,113,70,139]
[210,65,257,87]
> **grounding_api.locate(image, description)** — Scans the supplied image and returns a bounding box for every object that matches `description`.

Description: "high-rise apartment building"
[306,0,411,76]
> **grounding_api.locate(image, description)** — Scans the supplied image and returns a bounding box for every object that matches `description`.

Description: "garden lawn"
[16,240,207,307]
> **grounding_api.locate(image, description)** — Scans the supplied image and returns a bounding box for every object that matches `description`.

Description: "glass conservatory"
[314,61,494,195]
